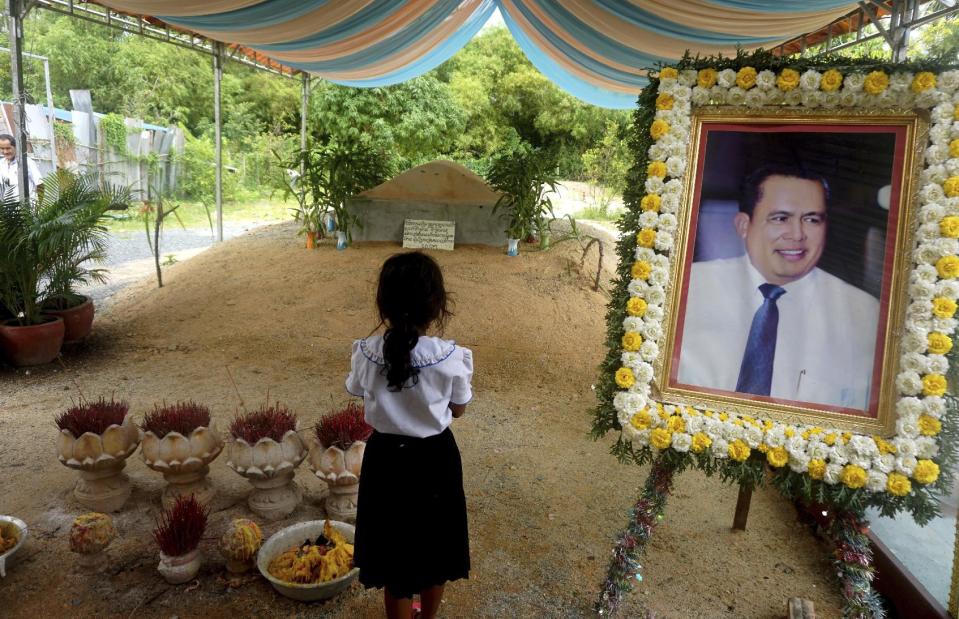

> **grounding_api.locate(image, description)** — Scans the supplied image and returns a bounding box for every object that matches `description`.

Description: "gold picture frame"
[655,107,928,436]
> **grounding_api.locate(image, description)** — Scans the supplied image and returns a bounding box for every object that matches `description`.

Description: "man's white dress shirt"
[0,155,42,198]
[677,255,880,410]
[346,335,473,438]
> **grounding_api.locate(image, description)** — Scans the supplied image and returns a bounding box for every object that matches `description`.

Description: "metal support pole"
[300,73,309,168]
[213,41,223,243]
[42,57,56,169]
[891,0,916,62]
[7,0,30,202]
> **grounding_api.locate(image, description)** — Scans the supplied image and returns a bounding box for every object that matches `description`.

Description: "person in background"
[0,133,43,200]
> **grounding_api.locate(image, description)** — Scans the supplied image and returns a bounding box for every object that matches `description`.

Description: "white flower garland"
[614,67,959,497]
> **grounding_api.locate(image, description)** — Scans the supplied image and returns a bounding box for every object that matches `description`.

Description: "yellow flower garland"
[728,439,750,462]
[936,255,959,279]
[691,432,712,453]
[655,93,675,110]
[650,427,673,450]
[640,194,661,212]
[940,216,959,239]
[807,459,826,480]
[840,464,867,489]
[650,119,670,140]
[697,68,717,88]
[911,71,937,93]
[630,408,652,430]
[766,446,788,468]
[820,69,843,92]
[950,139,959,160]
[666,415,686,433]
[927,332,953,355]
[776,69,800,91]
[626,297,647,317]
[932,296,958,318]
[636,228,657,248]
[615,367,635,388]
[913,459,940,485]
[647,161,667,178]
[659,67,678,80]
[922,373,947,397]
[944,176,959,198]
[631,260,652,280]
[886,472,912,496]
[918,414,942,436]
[735,67,757,90]
[621,331,643,352]
[863,70,889,95]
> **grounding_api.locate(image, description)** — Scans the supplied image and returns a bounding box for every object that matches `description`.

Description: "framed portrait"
[657,110,925,435]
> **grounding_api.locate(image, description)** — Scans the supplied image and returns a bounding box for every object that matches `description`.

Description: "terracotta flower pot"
[225,430,308,521]
[0,316,64,366]
[141,424,224,509]
[308,440,365,523]
[44,296,95,344]
[158,548,201,584]
[56,415,142,512]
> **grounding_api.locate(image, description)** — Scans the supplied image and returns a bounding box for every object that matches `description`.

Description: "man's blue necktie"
[735,283,786,396]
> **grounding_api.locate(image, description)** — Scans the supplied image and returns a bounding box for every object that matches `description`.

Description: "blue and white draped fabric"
[96,0,858,108]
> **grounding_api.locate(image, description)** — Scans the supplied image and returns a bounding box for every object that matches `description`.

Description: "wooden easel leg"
[732,483,753,531]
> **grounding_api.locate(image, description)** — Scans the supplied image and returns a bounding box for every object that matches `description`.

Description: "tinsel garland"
[596,456,679,617]
[828,511,886,619]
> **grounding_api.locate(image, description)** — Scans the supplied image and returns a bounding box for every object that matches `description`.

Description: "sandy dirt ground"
[0,222,844,618]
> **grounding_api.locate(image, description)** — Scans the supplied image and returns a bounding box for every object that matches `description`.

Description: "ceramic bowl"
[256,519,359,602]
[0,515,28,578]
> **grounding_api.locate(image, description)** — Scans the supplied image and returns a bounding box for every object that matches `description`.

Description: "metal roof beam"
[28,0,303,79]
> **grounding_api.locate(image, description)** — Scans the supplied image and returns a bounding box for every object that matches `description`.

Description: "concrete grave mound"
[348,160,507,246]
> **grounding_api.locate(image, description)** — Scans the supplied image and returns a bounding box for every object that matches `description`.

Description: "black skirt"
[354,427,470,598]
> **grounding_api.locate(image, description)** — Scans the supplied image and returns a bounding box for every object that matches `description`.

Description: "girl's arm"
[449,402,467,418]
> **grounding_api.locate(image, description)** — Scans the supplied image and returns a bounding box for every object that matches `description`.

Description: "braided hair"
[376,251,452,391]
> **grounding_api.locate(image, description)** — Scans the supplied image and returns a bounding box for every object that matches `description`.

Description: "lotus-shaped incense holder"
[141,424,223,509]
[225,430,307,520]
[308,440,365,523]
[56,415,141,512]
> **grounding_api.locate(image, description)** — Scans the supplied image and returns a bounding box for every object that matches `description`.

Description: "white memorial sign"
[402,219,455,251]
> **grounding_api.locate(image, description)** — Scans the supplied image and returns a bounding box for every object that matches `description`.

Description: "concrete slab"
[348,160,507,246]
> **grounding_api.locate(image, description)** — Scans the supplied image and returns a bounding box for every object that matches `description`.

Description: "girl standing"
[346,251,472,619]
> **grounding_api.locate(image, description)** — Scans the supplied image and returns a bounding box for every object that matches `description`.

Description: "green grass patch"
[105,197,295,232]
[572,203,624,222]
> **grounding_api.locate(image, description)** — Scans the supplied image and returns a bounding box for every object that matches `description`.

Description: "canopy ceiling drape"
[96,0,859,108]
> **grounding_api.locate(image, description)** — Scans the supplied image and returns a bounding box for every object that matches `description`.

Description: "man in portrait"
[676,164,880,410]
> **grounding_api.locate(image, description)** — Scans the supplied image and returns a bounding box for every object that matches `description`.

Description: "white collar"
[740,254,820,298]
[360,335,456,368]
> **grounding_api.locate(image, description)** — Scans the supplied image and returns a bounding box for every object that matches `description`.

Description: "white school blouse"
[345,335,473,438]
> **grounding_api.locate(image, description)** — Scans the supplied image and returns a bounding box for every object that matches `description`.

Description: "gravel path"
[78,221,276,309]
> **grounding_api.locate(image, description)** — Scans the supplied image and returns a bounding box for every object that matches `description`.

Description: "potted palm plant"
[0,171,130,365]
[485,140,560,255]
[310,140,392,250]
[275,148,326,249]
[41,171,131,343]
